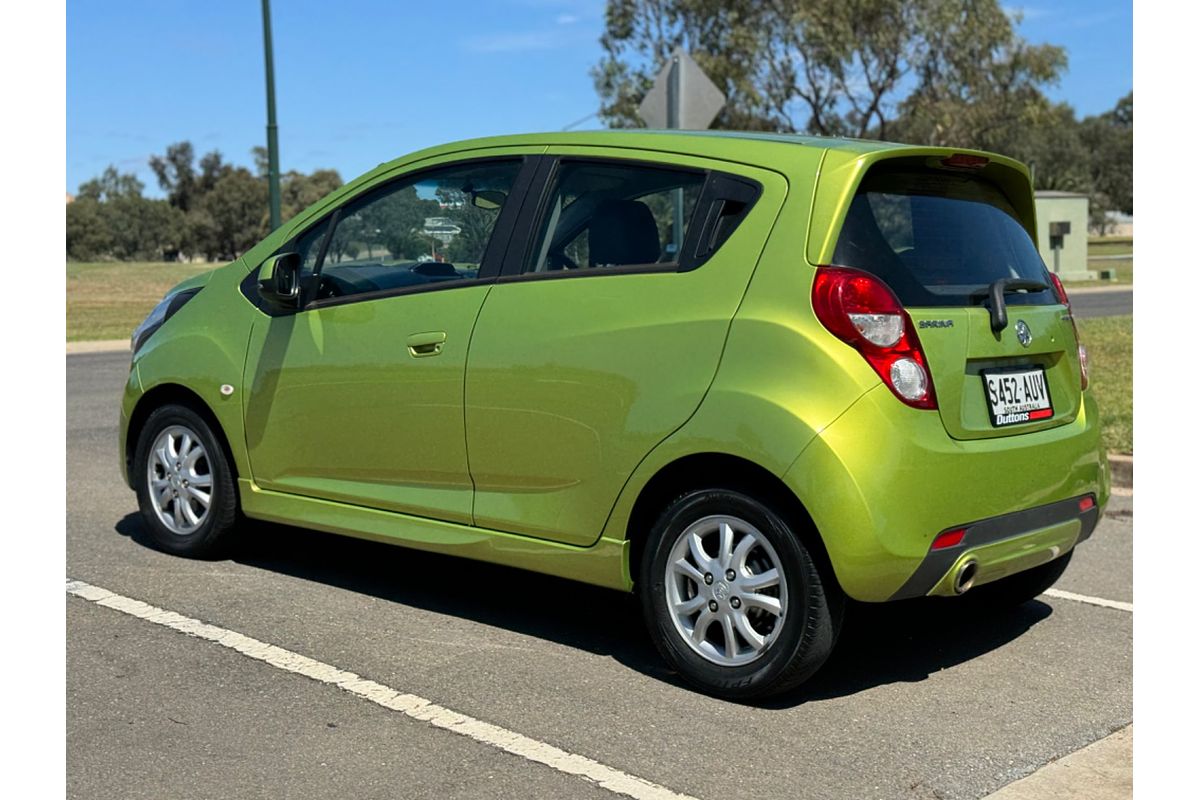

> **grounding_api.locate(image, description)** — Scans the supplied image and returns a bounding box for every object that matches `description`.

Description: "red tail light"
[1049,273,1089,391]
[812,267,938,409]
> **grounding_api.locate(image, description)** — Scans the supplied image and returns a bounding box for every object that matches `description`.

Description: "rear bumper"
[783,385,1109,602]
[889,494,1100,599]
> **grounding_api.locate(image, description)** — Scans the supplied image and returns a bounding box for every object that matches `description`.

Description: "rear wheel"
[640,489,841,700]
[968,551,1074,608]
[133,404,238,557]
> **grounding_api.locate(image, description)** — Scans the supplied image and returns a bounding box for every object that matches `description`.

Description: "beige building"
[1034,191,1092,281]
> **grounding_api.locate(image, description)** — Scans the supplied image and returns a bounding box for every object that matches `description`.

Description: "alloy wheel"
[146,424,213,536]
[664,514,789,667]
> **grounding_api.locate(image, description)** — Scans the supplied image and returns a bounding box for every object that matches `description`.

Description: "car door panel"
[240,152,539,524]
[465,151,788,546]
[243,286,490,524]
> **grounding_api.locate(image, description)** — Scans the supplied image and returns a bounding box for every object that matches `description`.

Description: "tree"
[595,0,776,130]
[66,198,113,260]
[892,4,1066,150]
[105,196,186,260]
[77,166,145,202]
[1080,92,1132,216]
[149,142,198,211]
[280,168,343,221]
[593,0,1065,141]
[149,141,232,212]
[195,169,268,261]
[995,102,1093,192]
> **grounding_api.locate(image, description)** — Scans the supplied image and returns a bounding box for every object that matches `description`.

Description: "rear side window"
[525,161,706,273]
[832,168,1054,307]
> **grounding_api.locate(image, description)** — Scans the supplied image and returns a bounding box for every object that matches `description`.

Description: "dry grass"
[66,262,217,341]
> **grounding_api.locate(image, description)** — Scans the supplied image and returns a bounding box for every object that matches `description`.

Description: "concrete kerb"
[66,339,129,355]
[981,725,1132,800]
[1107,454,1133,490]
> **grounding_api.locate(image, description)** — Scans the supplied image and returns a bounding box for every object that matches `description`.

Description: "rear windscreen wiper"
[971,278,1049,332]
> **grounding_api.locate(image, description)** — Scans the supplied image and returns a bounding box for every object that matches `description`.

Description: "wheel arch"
[126,383,241,489]
[624,452,837,593]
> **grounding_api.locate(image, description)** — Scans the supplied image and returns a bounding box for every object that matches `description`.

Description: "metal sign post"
[639,48,725,256]
[261,0,281,231]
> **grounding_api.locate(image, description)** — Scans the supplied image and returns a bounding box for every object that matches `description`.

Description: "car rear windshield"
[831,167,1055,308]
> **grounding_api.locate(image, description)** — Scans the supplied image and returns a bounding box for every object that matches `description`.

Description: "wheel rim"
[146,425,213,536]
[664,514,789,667]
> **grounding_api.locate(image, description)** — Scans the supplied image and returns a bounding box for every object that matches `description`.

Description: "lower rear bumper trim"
[888,494,1100,601]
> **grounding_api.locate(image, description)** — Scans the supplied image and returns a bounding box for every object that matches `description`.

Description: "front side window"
[525,161,705,274]
[297,159,522,303]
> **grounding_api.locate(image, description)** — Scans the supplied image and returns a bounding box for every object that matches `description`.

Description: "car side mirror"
[258,252,302,310]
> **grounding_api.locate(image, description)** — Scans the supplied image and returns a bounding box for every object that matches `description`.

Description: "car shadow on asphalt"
[116,513,1054,708]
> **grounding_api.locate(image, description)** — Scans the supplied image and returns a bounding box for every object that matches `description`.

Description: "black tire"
[966,551,1074,609]
[133,403,239,557]
[639,488,842,701]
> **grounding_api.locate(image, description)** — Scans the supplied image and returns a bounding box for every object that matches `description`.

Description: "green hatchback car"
[121,131,1109,699]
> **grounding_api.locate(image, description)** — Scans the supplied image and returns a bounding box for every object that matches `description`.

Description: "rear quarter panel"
[600,145,879,545]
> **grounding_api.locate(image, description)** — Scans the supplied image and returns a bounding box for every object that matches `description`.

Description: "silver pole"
[668,55,684,257]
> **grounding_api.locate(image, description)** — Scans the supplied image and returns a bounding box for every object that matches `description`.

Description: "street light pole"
[261,0,281,230]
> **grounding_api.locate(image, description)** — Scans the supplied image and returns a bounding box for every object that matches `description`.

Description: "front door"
[243,156,531,524]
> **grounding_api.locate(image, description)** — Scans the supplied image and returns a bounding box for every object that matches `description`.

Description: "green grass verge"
[1087,240,1133,257]
[1060,239,1134,287]
[67,261,218,342]
[1077,314,1132,454]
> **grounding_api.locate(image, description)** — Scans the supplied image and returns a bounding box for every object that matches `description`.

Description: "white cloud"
[556,13,579,24]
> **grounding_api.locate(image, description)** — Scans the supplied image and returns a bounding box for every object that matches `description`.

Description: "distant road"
[1072,288,1132,318]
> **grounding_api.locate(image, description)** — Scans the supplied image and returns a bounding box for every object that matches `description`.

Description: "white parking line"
[1043,588,1133,613]
[66,578,698,800]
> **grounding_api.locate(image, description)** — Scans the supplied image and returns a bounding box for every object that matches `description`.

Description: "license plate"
[982,368,1054,427]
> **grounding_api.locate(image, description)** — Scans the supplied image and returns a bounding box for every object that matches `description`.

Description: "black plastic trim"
[888,494,1100,601]
[682,172,762,269]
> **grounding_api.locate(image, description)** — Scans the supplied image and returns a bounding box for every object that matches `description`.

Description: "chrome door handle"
[406,331,447,357]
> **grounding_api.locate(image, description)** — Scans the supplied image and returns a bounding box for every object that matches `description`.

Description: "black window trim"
[496,154,763,284]
[242,154,542,315]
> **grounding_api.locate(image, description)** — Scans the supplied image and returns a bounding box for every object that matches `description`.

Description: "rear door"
[464,150,786,546]
[827,159,1083,440]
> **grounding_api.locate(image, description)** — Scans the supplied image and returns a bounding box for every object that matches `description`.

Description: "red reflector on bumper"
[1028,408,1054,420]
[1079,496,1096,512]
[932,528,966,550]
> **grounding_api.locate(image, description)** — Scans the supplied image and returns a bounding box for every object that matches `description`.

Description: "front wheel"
[133,404,239,557]
[640,489,842,700]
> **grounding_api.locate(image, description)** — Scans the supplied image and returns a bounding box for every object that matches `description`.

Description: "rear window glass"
[832,168,1054,307]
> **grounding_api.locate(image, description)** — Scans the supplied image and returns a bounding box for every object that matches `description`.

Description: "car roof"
[383,129,933,171]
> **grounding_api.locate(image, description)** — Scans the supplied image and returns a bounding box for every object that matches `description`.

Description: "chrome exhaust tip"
[953,560,979,595]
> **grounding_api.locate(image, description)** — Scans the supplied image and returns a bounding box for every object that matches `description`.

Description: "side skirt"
[238,479,632,592]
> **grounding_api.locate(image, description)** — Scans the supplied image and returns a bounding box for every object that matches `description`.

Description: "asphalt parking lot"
[1071,287,1133,319]
[67,351,1132,800]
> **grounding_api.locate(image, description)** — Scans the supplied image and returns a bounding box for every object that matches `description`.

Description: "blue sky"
[66,0,1132,196]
